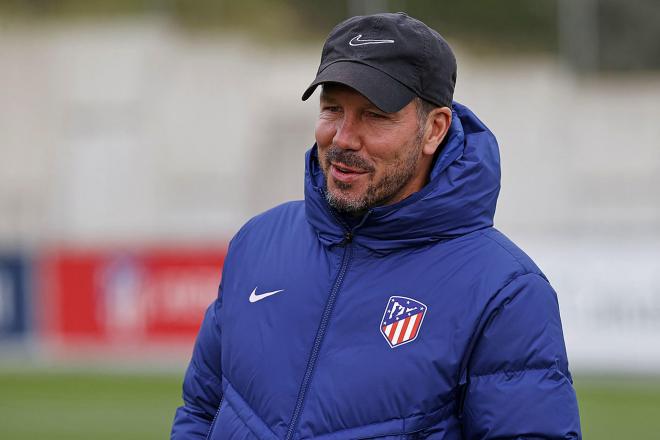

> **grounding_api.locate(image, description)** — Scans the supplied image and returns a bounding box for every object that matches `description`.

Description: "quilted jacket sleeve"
[461,273,582,439]
[171,297,223,439]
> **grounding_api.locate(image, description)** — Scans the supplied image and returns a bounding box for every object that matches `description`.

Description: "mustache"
[323,146,375,173]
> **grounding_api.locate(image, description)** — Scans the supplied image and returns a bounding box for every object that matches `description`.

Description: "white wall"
[1,20,659,371]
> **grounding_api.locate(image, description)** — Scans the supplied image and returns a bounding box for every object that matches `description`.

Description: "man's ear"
[422,107,452,156]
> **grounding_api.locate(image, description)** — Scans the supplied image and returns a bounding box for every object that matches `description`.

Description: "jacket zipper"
[284,232,354,440]
[205,394,225,440]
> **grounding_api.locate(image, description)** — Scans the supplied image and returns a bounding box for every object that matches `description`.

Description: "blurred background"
[1,0,659,438]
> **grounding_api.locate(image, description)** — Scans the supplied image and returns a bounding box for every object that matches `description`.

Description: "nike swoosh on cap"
[349,34,395,46]
[249,287,285,303]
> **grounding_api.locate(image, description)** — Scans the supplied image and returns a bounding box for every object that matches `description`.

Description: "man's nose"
[333,114,361,150]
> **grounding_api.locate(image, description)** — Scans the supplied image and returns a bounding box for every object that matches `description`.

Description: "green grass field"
[0,369,658,439]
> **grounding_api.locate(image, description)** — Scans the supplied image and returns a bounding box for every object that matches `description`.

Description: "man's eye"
[367,111,387,119]
[323,106,341,113]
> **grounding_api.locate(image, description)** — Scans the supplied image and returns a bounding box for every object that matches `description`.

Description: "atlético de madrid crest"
[380,296,427,348]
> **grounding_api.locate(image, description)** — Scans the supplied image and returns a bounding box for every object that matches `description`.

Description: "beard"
[321,132,424,216]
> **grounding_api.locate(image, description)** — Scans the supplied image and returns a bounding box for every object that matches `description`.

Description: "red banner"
[39,247,225,356]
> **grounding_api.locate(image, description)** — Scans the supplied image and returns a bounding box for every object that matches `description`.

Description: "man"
[172,12,581,439]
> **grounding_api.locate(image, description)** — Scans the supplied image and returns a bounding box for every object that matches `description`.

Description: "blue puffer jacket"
[171,102,581,439]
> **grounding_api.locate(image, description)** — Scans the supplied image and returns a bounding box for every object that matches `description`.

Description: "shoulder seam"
[233,200,305,243]
[478,230,528,274]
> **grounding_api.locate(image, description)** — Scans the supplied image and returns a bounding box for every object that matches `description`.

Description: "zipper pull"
[343,232,353,244]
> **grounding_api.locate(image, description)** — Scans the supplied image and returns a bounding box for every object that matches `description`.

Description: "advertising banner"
[39,247,225,356]
[524,238,660,373]
[0,254,29,340]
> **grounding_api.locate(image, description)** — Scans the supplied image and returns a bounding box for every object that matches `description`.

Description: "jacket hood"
[304,101,501,253]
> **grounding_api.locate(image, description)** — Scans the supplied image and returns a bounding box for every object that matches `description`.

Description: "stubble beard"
[322,131,424,216]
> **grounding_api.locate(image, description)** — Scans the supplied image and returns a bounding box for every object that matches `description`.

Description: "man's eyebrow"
[319,91,335,102]
[365,104,386,114]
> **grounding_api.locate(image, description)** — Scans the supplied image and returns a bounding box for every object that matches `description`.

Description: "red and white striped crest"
[380,296,427,348]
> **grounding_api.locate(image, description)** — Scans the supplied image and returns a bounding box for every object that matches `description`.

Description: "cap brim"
[301,61,416,113]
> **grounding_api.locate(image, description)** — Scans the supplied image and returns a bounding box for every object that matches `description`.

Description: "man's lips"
[330,162,368,183]
[332,162,367,173]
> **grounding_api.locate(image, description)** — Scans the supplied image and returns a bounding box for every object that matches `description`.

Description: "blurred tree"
[0,0,558,51]
[403,0,558,52]
[559,0,660,71]
[3,0,659,68]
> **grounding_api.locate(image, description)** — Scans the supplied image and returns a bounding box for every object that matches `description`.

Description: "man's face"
[315,84,428,216]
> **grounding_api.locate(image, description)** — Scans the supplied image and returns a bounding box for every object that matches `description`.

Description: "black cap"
[302,12,457,112]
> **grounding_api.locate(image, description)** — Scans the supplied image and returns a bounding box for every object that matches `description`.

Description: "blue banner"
[0,254,29,338]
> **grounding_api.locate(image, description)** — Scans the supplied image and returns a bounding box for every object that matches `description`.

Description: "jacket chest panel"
[218,233,495,437]
[219,244,343,431]
[294,254,480,437]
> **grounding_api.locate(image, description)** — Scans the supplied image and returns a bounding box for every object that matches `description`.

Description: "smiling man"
[172,12,581,439]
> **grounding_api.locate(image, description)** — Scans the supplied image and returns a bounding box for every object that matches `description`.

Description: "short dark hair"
[414,97,440,130]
